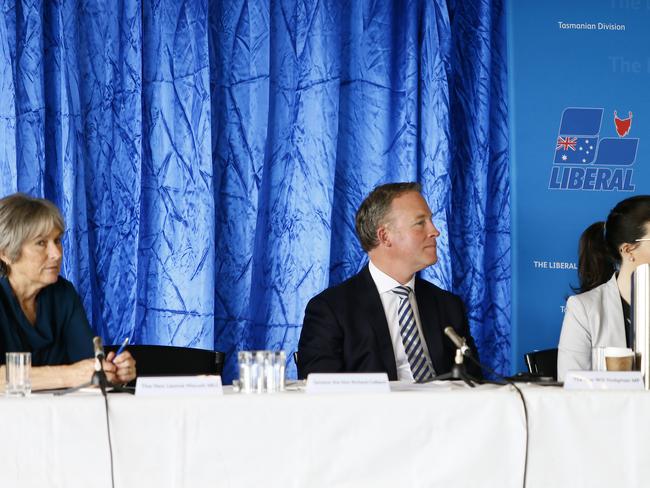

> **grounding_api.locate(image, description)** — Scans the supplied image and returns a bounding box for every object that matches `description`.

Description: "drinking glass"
[5,352,31,397]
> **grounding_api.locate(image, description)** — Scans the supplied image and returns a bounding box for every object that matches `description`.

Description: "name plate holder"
[563,371,644,390]
[305,373,390,394]
[135,375,223,396]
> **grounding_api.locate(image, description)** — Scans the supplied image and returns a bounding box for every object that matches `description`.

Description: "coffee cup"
[604,347,634,372]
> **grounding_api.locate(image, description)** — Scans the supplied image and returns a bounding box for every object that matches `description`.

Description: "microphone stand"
[92,357,108,396]
[429,348,479,387]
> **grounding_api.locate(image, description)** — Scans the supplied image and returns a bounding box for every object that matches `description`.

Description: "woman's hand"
[105,350,136,384]
[64,352,136,388]
[20,354,136,391]
[63,358,97,387]
[65,357,118,385]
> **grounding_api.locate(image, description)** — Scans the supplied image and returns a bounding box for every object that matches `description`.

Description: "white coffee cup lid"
[604,347,634,358]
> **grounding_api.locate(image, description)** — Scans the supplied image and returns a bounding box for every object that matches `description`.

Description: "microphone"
[93,336,105,371]
[92,336,108,394]
[443,326,472,357]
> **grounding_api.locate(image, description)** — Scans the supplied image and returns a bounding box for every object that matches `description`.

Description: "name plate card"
[564,371,644,390]
[135,376,223,396]
[305,373,390,394]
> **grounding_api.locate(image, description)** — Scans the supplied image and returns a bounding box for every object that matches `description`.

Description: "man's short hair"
[0,193,65,276]
[355,182,422,252]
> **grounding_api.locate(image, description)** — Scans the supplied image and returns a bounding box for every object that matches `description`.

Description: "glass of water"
[237,351,253,393]
[5,352,31,397]
[236,350,287,393]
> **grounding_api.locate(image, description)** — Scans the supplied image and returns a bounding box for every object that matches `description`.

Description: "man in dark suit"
[298,182,480,381]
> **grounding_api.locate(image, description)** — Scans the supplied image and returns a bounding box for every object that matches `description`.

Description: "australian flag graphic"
[550,106,640,191]
[554,107,638,166]
[554,108,602,164]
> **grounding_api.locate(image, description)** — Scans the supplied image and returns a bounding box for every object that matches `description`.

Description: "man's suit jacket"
[557,273,626,380]
[298,265,481,380]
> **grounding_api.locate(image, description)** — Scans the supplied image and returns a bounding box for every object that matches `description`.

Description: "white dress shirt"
[368,260,435,382]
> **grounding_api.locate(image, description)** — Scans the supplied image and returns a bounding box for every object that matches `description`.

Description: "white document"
[563,370,644,390]
[135,375,223,396]
[305,373,390,394]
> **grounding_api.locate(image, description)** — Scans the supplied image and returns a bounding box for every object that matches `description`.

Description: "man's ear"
[377,225,391,247]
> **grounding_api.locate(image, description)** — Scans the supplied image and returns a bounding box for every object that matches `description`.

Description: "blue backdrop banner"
[1,0,509,382]
[508,0,650,371]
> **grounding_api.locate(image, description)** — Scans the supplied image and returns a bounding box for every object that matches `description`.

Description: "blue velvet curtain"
[0,0,510,382]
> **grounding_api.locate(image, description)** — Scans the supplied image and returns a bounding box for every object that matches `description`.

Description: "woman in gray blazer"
[558,195,650,380]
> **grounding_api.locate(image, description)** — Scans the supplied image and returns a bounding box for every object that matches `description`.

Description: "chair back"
[524,348,558,380]
[105,344,225,377]
[294,351,301,379]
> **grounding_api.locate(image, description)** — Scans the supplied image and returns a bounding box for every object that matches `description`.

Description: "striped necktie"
[392,285,435,382]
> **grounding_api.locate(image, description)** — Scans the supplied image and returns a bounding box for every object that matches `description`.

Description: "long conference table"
[1,381,649,488]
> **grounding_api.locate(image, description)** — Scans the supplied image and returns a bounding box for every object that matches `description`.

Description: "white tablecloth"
[523,386,650,488]
[0,382,647,488]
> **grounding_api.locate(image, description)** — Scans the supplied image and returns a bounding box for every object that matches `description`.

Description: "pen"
[112,337,129,362]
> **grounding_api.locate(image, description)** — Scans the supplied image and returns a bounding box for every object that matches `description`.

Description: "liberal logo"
[549,107,638,191]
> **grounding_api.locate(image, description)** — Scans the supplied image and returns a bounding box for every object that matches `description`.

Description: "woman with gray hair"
[0,193,135,390]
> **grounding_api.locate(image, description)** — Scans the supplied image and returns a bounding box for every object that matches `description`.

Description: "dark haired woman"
[557,195,650,380]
